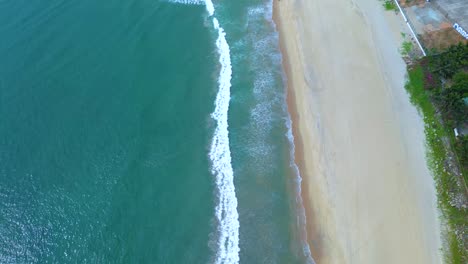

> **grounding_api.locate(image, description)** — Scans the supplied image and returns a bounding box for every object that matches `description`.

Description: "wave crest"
[205,1,240,264]
[166,0,205,5]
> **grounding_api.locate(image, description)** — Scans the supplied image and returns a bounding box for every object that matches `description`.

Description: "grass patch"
[401,40,414,56]
[405,66,467,264]
[382,0,398,11]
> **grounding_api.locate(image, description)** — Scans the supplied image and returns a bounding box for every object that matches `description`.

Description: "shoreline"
[274,5,320,260]
[273,2,343,262]
[274,0,443,263]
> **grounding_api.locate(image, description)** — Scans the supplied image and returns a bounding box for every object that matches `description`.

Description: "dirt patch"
[399,0,427,8]
[420,27,467,51]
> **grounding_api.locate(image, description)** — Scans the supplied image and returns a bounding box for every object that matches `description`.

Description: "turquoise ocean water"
[0,0,313,263]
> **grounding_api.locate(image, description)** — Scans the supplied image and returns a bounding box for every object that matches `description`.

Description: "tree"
[435,71,468,126]
[452,71,468,95]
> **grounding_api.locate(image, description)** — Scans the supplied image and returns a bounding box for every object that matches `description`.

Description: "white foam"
[205,1,240,264]
[166,0,205,5]
[204,0,214,16]
[167,1,239,262]
[250,4,315,260]
[244,3,316,262]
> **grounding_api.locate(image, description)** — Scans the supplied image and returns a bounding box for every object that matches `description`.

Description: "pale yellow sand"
[274,0,443,263]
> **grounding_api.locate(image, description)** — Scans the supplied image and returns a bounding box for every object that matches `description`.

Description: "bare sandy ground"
[273,0,443,263]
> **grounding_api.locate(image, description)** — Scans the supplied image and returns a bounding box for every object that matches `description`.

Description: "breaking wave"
[206,1,240,261]
[168,0,240,262]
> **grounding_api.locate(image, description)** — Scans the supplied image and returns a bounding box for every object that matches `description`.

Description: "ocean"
[0,0,312,263]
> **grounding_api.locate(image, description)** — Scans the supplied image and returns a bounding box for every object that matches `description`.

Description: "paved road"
[433,0,468,30]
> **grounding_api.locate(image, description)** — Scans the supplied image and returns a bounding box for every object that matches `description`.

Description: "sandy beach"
[274,0,443,263]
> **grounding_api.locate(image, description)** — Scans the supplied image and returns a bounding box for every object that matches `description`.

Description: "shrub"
[428,43,468,79]
[456,135,468,170]
[382,0,397,11]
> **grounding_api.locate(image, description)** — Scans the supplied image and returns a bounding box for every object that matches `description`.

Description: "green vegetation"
[457,135,468,170]
[400,40,414,56]
[405,43,468,263]
[382,0,398,11]
[434,72,468,127]
[427,43,468,79]
[399,31,415,57]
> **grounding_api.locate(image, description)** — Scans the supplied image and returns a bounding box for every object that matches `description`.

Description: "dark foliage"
[456,135,468,171]
[434,72,468,126]
[428,42,468,79]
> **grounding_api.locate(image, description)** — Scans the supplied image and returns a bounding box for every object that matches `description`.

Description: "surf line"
[166,0,239,261]
[205,0,240,264]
